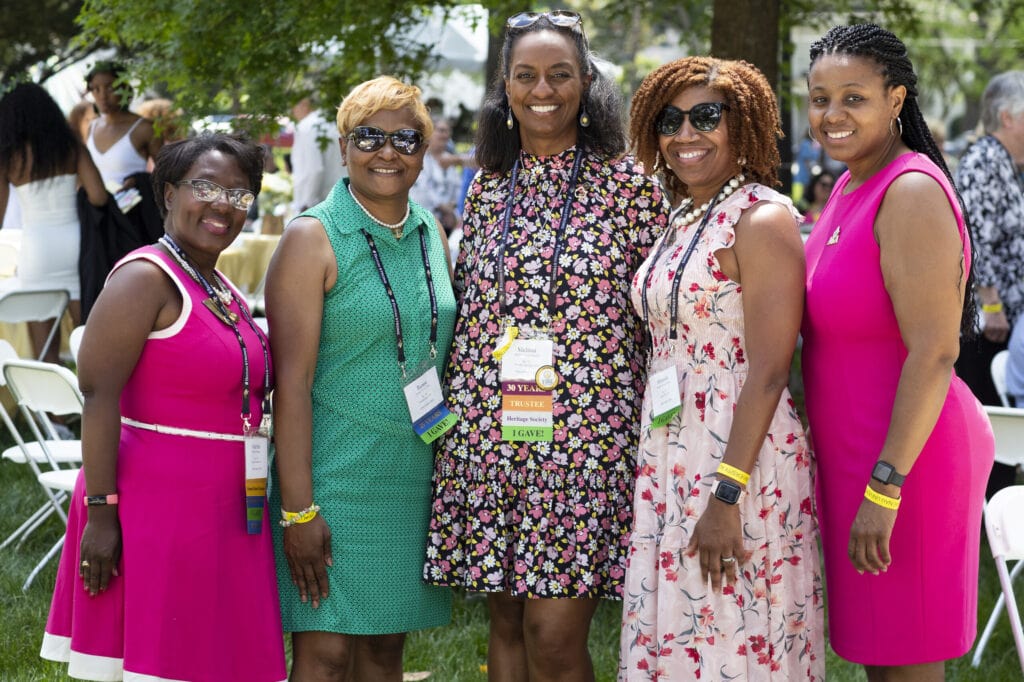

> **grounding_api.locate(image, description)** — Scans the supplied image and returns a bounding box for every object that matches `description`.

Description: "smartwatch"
[871,461,906,487]
[711,478,743,505]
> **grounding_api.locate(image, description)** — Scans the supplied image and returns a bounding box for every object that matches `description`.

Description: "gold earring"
[506,107,514,130]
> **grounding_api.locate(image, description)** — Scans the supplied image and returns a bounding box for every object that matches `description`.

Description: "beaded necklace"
[348,183,410,238]
[159,235,234,307]
[672,173,746,226]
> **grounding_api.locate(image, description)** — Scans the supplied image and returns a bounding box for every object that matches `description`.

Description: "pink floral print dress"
[619,184,824,680]
[424,147,670,598]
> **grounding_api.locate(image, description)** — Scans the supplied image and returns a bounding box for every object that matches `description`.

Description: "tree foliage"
[0,0,97,84]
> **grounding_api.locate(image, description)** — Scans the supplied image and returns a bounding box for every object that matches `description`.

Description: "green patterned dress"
[271,179,455,634]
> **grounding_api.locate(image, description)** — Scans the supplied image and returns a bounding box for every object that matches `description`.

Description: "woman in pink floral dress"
[619,57,824,680]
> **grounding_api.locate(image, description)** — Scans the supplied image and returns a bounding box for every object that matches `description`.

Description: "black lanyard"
[640,194,722,345]
[161,235,271,424]
[362,226,438,379]
[496,148,585,325]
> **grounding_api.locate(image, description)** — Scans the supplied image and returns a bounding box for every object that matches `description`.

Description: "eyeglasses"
[506,10,583,31]
[347,126,424,155]
[176,179,255,211]
[655,102,730,135]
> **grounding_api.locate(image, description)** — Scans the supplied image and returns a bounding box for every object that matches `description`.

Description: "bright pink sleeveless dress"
[803,153,994,665]
[40,246,286,681]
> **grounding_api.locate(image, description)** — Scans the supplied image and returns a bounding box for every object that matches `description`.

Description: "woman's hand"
[283,515,333,608]
[78,507,122,596]
[848,493,898,575]
[687,500,750,593]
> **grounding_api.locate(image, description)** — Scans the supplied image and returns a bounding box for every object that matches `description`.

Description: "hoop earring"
[506,107,514,130]
[889,116,903,138]
[579,105,590,128]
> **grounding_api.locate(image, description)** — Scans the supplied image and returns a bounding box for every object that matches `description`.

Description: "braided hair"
[629,57,782,199]
[475,15,625,173]
[810,24,977,337]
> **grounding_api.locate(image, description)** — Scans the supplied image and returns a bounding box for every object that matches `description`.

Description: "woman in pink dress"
[803,24,994,679]
[40,133,286,681]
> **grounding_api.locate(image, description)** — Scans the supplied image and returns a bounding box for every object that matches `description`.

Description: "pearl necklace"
[674,174,746,226]
[348,184,409,239]
[159,235,234,307]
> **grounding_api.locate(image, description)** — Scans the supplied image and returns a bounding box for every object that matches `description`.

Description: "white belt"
[121,417,245,442]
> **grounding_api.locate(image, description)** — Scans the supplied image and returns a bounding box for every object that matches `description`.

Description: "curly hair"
[475,15,625,173]
[0,82,79,182]
[151,133,265,219]
[629,57,781,199]
[810,24,977,337]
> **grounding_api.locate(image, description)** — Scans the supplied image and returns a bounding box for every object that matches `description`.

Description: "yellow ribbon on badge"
[492,325,519,360]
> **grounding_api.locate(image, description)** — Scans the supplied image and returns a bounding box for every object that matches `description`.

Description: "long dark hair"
[0,82,78,182]
[475,15,625,173]
[810,24,978,337]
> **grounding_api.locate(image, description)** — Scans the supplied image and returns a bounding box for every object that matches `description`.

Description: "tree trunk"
[710,0,780,87]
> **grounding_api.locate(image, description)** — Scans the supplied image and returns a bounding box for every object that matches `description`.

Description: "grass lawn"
[1,412,1021,680]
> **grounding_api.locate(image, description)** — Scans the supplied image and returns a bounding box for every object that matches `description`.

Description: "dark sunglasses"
[347,126,424,155]
[655,102,730,135]
[506,10,583,30]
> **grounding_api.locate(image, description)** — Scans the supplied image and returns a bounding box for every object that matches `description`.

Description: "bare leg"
[865,661,945,682]
[488,592,528,682]
[523,597,600,682]
[350,633,406,682]
[291,631,354,682]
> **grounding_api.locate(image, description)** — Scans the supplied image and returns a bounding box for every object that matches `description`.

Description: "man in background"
[290,96,345,214]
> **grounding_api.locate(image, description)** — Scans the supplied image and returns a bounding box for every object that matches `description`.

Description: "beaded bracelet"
[716,462,750,487]
[279,503,321,527]
[864,485,900,510]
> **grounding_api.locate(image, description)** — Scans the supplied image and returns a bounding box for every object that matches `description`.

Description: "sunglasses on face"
[177,179,255,211]
[347,126,424,155]
[506,10,583,31]
[655,102,730,135]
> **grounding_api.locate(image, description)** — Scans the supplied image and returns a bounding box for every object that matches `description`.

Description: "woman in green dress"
[266,76,455,681]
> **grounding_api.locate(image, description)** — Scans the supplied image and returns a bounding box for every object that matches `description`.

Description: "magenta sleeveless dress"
[803,153,994,665]
[40,246,286,681]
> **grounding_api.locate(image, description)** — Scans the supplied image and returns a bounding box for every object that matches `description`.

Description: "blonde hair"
[336,76,433,140]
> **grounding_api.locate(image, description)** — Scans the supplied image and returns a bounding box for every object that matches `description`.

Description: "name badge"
[500,337,555,442]
[403,363,457,443]
[649,365,681,428]
[244,433,269,534]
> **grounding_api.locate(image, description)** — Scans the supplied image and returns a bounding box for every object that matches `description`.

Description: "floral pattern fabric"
[619,185,824,680]
[424,147,670,598]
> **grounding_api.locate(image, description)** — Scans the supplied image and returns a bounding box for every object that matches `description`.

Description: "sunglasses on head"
[177,179,255,212]
[347,126,424,155]
[655,102,730,135]
[506,10,583,31]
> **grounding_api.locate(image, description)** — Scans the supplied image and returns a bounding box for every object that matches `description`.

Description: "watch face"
[714,479,742,505]
[872,461,895,483]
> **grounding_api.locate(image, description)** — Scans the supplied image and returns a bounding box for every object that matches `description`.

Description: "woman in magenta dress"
[40,133,286,681]
[802,24,994,679]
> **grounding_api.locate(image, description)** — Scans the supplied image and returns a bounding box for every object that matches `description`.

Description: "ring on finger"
[80,560,90,568]
[721,556,737,565]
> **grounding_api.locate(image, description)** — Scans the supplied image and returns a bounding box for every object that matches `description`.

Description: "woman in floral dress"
[423,11,669,680]
[619,57,823,680]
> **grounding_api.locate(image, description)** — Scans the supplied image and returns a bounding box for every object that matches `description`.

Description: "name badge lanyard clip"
[161,235,272,533]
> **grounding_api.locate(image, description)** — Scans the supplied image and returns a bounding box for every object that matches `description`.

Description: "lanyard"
[160,235,271,426]
[496,148,585,325]
[640,193,722,346]
[362,226,438,379]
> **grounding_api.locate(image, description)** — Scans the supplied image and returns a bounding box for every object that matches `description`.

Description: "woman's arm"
[687,201,806,592]
[848,172,966,575]
[77,258,179,595]
[76,143,108,207]
[265,216,336,608]
[133,116,162,164]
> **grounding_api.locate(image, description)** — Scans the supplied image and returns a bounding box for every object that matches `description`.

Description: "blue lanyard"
[496,148,585,324]
[362,227,438,379]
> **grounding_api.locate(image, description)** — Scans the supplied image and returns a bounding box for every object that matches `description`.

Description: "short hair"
[980,70,1024,135]
[475,16,625,173]
[85,60,133,112]
[335,76,433,141]
[151,133,265,218]
[629,57,782,198]
[0,82,78,182]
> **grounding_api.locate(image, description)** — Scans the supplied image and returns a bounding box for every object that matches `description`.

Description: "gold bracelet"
[982,302,1003,314]
[864,485,900,510]
[716,462,751,487]
[279,503,321,527]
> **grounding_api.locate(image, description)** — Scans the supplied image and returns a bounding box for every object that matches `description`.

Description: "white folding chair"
[992,349,1011,408]
[68,325,85,364]
[972,486,1024,674]
[0,288,70,360]
[2,358,84,591]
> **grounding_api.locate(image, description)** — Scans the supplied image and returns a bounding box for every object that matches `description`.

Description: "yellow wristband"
[716,462,750,487]
[864,485,900,510]
[279,503,321,527]
[982,303,1003,314]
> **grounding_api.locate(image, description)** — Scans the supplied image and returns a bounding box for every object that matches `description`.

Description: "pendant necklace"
[160,236,236,311]
[348,184,409,239]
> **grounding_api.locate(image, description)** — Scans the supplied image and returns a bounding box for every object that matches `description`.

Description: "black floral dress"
[424,146,670,598]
